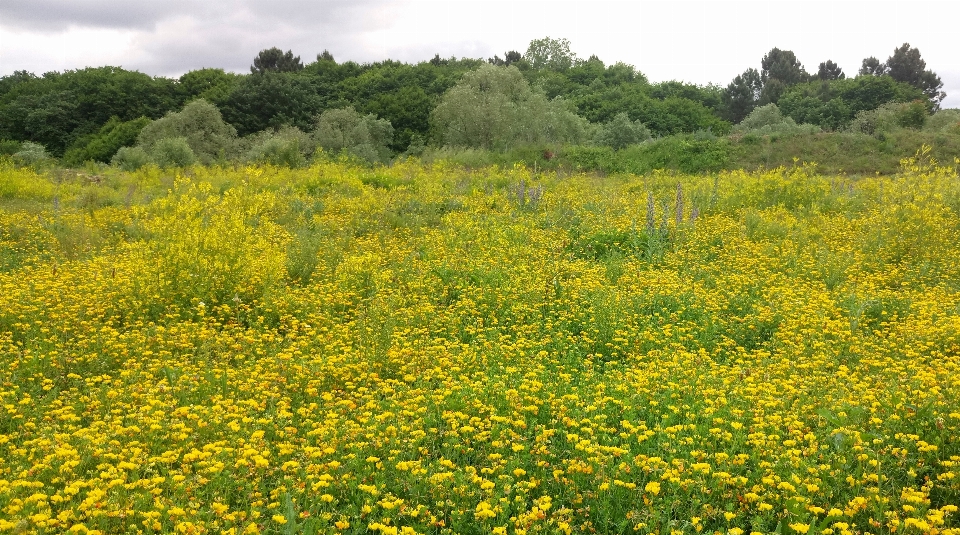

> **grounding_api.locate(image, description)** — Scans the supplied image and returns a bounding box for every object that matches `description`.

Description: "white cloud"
[1,0,958,107]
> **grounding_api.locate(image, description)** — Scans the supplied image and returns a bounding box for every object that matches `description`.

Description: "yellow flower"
[645,481,661,495]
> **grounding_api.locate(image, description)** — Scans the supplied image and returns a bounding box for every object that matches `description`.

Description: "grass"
[0,155,959,535]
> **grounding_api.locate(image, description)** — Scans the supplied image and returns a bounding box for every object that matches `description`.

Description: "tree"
[723,68,762,123]
[220,72,322,135]
[178,68,240,104]
[317,50,335,62]
[313,107,394,163]
[0,66,178,155]
[137,99,237,164]
[63,115,151,165]
[594,112,651,149]
[776,76,925,130]
[430,64,589,150]
[817,60,845,81]
[0,70,38,98]
[251,47,304,74]
[0,91,80,155]
[760,48,808,86]
[488,51,522,67]
[884,43,945,108]
[859,57,887,76]
[524,37,578,71]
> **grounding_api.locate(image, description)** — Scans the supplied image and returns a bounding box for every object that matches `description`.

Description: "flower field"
[1,153,959,535]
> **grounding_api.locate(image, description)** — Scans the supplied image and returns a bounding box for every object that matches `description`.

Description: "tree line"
[0,38,948,167]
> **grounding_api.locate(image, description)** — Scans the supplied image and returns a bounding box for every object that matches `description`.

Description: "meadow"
[0,150,959,535]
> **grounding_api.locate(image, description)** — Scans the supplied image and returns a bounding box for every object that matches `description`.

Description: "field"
[1,152,959,535]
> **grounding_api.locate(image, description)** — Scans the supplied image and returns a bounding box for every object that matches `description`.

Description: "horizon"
[1,0,958,109]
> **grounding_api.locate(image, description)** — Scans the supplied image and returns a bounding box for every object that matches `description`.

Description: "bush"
[733,104,821,137]
[111,146,153,171]
[923,109,960,134]
[12,142,52,168]
[847,101,929,137]
[244,126,314,167]
[0,139,21,156]
[150,137,196,168]
[314,107,394,164]
[138,99,237,164]
[594,112,652,149]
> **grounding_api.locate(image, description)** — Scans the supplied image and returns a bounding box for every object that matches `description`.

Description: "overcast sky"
[1,0,958,108]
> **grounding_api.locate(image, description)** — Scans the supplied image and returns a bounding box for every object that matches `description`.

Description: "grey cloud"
[0,0,198,31]
[0,0,398,33]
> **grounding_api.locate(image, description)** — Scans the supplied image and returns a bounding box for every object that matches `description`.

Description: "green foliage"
[594,112,651,149]
[524,37,577,71]
[565,135,732,174]
[860,57,886,76]
[723,68,763,123]
[220,72,322,135]
[759,48,809,104]
[884,43,945,108]
[138,99,237,164]
[728,129,960,175]
[63,116,151,165]
[924,109,960,134]
[0,140,21,156]
[0,90,81,156]
[251,47,304,74]
[846,101,929,136]
[314,107,394,164]
[111,146,152,171]
[177,68,240,104]
[430,64,590,150]
[244,126,314,167]
[0,66,178,156]
[574,83,729,137]
[733,104,821,136]
[777,76,926,131]
[12,141,53,168]
[761,48,809,86]
[817,60,845,81]
[150,137,196,168]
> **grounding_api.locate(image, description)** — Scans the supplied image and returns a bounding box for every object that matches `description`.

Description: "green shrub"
[244,126,314,168]
[923,109,960,134]
[314,107,394,164]
[138,99,237,164]
[733,104,821,137]
[111,146,153,171]
[0,140,21,156]
[847,101,929,137]
[150,137,196,168]
[594,112,652,149]
[12,142,52,168]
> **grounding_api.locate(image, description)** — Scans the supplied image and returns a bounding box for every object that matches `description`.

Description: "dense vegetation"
[3,34,960,535]
[0,39,953,174]
[1,152,959,534]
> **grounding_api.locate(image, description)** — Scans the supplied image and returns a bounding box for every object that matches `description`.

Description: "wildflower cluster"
[1,158,959,534]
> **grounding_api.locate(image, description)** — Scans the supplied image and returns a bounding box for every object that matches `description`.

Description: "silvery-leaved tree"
[430,64,589,151]
[137,99,238,165]
[313,107,394,164]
